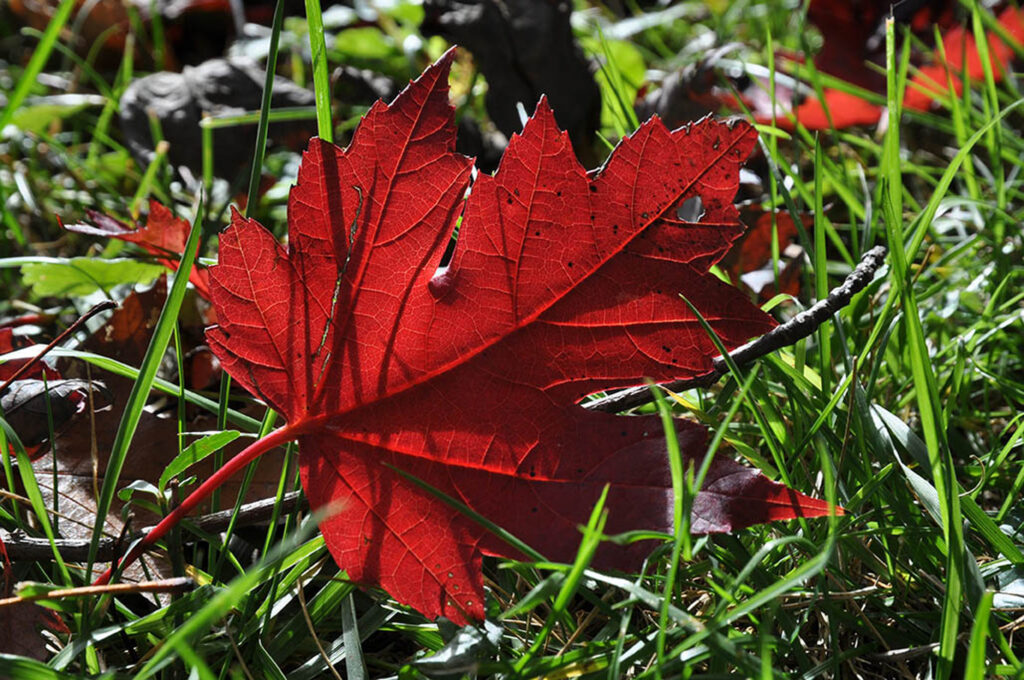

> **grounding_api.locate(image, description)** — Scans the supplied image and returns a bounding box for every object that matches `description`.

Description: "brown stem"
[0,577,194,607]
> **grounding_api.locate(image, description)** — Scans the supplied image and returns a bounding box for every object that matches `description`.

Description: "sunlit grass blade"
[649,384,686,680]
[305,0,334,143]
[813,137,831,395]
[0,0,76,130]
[86,200,205,580]
[881,18,963,680]
[245,0,287,217]
[129,140,169,217]
[0,420,72,585]
[964,590,994,680]
[132,519,323,679]
[512,485,609,674]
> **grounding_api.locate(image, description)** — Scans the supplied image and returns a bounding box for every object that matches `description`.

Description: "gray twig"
[586,245,887,413]
[2,491,306,562]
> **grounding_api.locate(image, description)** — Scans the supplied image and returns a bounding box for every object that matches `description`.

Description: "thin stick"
[0,577,194,607]
[586,246,887,413]
[297,570,345,680]
[0,301,116,394]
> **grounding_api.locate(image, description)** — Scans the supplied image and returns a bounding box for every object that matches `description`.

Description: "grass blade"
[881,19,963,679]
[305,0,334,143]
[86,200,205,580]
[245,0,286,217]
[0,0,76,130]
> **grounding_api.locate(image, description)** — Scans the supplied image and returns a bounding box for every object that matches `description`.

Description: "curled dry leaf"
[64,200,211,300]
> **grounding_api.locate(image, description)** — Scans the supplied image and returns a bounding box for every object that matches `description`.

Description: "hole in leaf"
[678,196,704,223]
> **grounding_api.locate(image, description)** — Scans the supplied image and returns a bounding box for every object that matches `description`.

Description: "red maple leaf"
[99,50,838,623]
[64,200,211,299]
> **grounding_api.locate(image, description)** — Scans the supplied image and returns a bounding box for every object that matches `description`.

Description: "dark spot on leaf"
[507,197,513,204]
[589,185,597,193]
[513,188,520,196]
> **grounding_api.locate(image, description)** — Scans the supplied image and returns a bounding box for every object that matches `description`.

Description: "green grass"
[1,1,1023,678]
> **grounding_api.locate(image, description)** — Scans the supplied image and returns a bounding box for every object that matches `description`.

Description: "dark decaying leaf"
[1,284,278,582]
[118,57,315,179]
[1,327,83,456]
[421,0,600,164]
[0,379,107,450]
[203,49,837,624]
[0,600,69,661]
[45,285,277,514]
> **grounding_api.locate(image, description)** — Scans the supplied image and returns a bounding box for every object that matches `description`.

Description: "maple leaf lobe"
[207,48,834,624]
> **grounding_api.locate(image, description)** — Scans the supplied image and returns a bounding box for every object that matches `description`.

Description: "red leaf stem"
[92,422,307,585]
